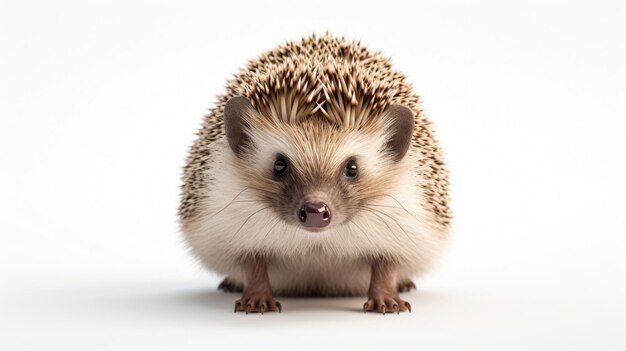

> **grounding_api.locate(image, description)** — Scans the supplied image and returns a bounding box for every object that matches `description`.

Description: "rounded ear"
[223,96,259,155]
[381,104,415,161]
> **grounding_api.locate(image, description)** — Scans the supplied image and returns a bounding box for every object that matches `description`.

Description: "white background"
[1,0,625,350]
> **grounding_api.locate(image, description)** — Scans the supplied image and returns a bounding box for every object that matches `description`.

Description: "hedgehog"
[179,34,451,314]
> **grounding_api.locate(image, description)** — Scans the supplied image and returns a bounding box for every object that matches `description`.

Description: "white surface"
[1,1,625,350]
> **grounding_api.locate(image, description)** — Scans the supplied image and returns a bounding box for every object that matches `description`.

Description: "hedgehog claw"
[363,296,410,314]
[234,296,281,314]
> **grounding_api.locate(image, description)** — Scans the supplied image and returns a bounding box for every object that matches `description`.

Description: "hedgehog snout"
[298,201,331,229]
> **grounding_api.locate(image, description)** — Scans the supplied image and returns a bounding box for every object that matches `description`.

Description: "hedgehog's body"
[180,35,450,313]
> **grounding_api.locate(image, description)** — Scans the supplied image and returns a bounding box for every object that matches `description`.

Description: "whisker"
[357,206,403,244]
[347,219,377,248]
[368,203,402,210]
[227,206,272,245]
[261,215,282,243]
[361,205,422,248]
[362,206,408,234]
[209,187,250,219]
[383,194,422,223]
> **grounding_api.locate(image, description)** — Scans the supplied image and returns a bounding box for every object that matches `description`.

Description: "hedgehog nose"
[299,202,331,228]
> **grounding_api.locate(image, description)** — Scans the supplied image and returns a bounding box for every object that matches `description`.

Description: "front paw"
[363,295,411,314]
[234,294,282,314]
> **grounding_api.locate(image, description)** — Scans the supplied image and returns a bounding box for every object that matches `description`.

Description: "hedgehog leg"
[363,261,411,314]
[217,277,244,293]
[397,279,417,293]
[234,259,281,314]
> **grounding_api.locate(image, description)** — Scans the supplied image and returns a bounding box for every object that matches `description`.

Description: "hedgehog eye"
[274,156,288,177]
[344,159,358,178]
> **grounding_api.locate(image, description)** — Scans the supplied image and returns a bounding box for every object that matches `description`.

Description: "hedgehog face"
[224,96,414,233]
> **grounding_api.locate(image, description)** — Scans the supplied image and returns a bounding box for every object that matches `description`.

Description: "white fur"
[181,131,448,296]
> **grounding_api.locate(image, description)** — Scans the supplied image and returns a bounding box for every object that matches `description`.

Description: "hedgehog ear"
[380,104,415,161]
[223,96,258,155]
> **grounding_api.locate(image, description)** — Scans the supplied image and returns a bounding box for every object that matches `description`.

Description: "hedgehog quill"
[179,34,451,314]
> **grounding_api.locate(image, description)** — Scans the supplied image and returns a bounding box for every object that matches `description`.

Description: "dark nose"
[299,202,331,228]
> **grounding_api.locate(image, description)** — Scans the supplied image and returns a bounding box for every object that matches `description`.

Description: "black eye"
[344,159,358,178]
[274,157,288,177]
